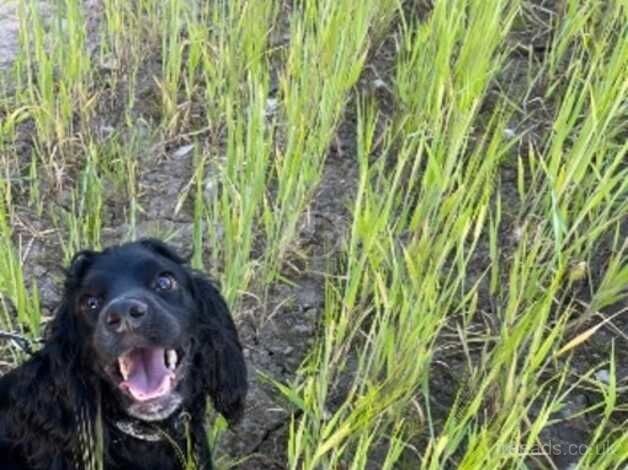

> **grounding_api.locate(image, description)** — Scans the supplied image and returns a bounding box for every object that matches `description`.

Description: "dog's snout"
[104,298,149,333]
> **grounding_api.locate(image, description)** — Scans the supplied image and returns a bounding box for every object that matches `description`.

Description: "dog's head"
[50,239,247,423]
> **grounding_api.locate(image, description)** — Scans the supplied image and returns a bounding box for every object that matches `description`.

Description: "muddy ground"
[0,1,626,469]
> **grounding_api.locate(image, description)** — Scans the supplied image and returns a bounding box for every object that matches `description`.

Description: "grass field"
[0,0,626,468]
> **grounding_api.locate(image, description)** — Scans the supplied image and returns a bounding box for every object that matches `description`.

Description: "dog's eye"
[154,273,177,292]
[82,295,101,311]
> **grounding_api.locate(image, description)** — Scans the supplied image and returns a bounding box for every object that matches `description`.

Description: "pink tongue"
[120,347,172,401]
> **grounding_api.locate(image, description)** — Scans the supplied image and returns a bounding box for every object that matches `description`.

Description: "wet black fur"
[0,239,247,469]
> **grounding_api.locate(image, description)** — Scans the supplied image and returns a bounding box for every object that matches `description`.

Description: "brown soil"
[0,2,625,469]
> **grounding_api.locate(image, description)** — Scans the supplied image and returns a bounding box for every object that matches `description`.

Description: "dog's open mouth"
[113,347,184,402]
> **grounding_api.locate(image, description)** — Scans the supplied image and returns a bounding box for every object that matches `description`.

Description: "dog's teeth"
[166,349,177,370]
[118,358,129,380]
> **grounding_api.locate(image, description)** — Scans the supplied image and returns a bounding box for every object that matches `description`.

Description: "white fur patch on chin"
[126,393,183,422]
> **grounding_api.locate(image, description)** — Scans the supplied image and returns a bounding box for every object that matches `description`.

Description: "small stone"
[503,128,516,139]
[266,97,279,115]
[512,225,525,242]
[373,78,386,89]
[204,179,218,200]
[173,144,195,159]
[595,369,610,384]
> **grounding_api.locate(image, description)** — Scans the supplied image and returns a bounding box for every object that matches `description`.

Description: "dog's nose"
[105,299,149,333]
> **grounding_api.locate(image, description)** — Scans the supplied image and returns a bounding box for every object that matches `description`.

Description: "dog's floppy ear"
[139,238,186,264]
[191,273,248,424]
[7,250,99,462]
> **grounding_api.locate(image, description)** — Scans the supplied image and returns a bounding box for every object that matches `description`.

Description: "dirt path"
[0,1,23,70]
[0,0,101,73]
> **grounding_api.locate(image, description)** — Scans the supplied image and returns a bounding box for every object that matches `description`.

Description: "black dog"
[0,239,247,469]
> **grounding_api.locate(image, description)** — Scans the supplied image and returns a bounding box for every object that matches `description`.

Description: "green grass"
[0,0,626,468]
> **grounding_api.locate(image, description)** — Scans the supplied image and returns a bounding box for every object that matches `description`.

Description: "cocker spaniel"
[0,239,247,469]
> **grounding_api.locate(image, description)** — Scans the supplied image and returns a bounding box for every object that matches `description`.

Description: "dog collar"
[113,419,163,442]
[113,410,189,442]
